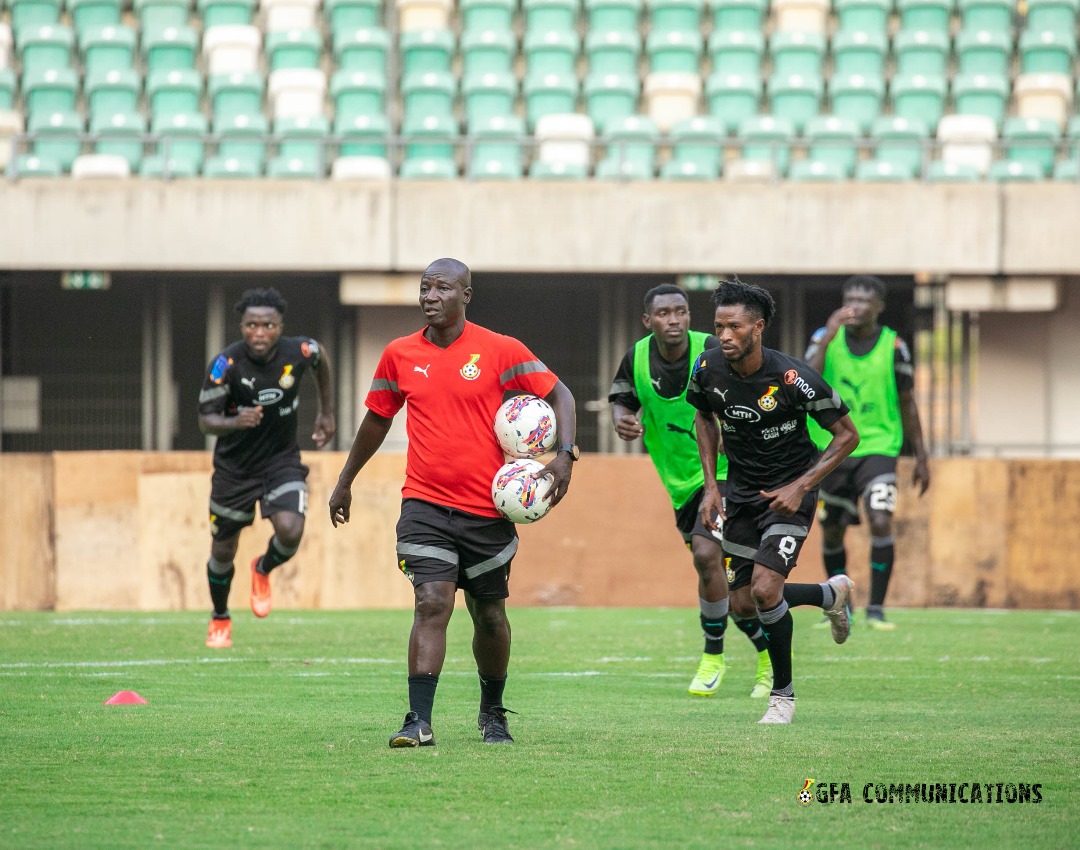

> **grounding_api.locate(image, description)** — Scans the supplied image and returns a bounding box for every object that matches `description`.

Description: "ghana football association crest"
[758,385,779,411]
[460,354,481,380]
[279,364,295,389]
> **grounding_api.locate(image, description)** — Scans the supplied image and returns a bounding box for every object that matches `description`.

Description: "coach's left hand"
[535,453,573,508]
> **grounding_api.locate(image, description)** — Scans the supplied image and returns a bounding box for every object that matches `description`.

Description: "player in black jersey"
[687,278,860,724]
[198,287,335,648]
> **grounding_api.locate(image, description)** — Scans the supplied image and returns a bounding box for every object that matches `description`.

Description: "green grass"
[1,607,1076,849]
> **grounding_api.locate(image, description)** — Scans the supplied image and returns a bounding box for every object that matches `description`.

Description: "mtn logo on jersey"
[279,364,295,389]
[460,354,481,380]
[784,369,817,399]
[758,385,779,411]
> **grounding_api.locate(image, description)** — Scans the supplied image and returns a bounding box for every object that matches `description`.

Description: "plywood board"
[0,455,55,610]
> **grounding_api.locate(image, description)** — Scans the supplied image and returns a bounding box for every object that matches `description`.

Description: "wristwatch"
[558,443,580,461]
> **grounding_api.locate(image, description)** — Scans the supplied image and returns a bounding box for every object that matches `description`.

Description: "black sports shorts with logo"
[721,490,818,589]
[395,498,518,599]
[675,480,728,546]
[208,457,309,541]
[817,454,898,528]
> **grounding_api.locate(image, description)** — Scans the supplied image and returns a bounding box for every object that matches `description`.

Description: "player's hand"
[312,412,336,448]
[328,484,352,527]
[825,306,857,336]
[760,483,805,517]
[535,453,573,507]
[700,486,726,531]
[613,413,644,442]
[913,457,931,496]
[234,406,263,429]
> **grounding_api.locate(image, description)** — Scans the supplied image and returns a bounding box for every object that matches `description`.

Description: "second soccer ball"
[493,394,557,458]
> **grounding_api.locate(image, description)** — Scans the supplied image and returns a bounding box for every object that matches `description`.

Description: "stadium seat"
[890,72,947,131]
[1024,0,1079,32]
[210,111,269,173]
[67,0,122,33]
[1019,29,1075,75]
[265,28,323,72]
[523,0,579,33]
[1052,158,1080,180]
[585,28,640,77]
[8,154,64,176]
[736,114,795,175]
[17,24,74,75]
[202,25,262,75]
[766,72,823,134]
[334,110,389,157]
[330,154,392,178]
[401,69,456,123]
[768,31,825,78]
[925,160,981,181]
[1002,116,1060,176]
[893,28,951,77]
[706,29,763,77]
[461,28,517,76]
[0,69,15,110]
[263,0,320,31]
[987,159,1044,181]
[896,0,953,31]
[870,114,930,175]
[198,0,256,27]
[460,0,516,31]
[147,67,202,119]
[324,0,383,31]
[788,158,847,181]
[397,0,454,31]
[331,68,386,121]
[1066,115,1080,156]
[724,158,776,181]
[142,25,200,72]
[71,152,131,177]
[583,71,640,133]
[10,0,63,33]
[523,70,578,131]
[150,110,208,173]
[645,28,703,74]
[333,27,389,74]
[203,154,262,176]
[529,112,594,179]
[22,67,79,117]
[709,0,767,31]
[140,153,200,176]
[400,28,455,75]
[830,29,887,77]
[1013,73,1073,127]
[952,71,1009,130]
[957,0,1013,30]
[467,114,525,179]
[642,70,700,132]
[523,28,579,77]
[85,67,141,116]
[80,24,138,73]
[585,0,642,31]
[771,0,829,33]
[648,0,703,31]
[828,72,885,133]
[659,114,724,180]
[28,109,83,171]
[461,69,517,128]
[594,113,658,180]
[133,0,191,33]
[208,70,265,121]
[267,67,327,118]
[400,112,458,178]
[91,108,146,169]
[955,28,1012,76]
[799,114,860,177]
[833,0,891,32]
[704,71,760,134]
[268,113,329,177]
[936,113,997,175]
[855,159,918,181]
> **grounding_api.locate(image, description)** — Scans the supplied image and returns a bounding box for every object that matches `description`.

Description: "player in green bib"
[608,284,773,698]
[804,275,931,630]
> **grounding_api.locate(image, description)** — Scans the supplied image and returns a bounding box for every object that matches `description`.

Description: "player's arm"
[329,410,394,527]
[761,415,860,516]
[611,402,644,441]
[608,351,643,441]
[199,408,264,435]
[536,379,577,507]
[900,388,931,495]
[309,341,337,449]
[694,410,726,529]
[198,367,262,435]
[804,306,854,372]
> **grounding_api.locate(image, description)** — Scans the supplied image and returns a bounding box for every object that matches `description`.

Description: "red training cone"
[104,691,148,705]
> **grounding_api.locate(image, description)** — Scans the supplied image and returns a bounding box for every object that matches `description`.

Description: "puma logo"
[666,423,695,440]
[240,377,255,391]
[414,365,430,378]
[651,377,661,390]
[711,388,729,400]
[839,377,863,398]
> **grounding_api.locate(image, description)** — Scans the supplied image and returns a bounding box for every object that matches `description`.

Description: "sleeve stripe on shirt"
[896,363,914,377]
[500,360,549,383]
[805,393,844,412]
[608,379,634,396]
[369,378,400,393]
[199,386,228,403]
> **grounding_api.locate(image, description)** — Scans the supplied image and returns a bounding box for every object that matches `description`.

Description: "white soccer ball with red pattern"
[491,459,554,524]
[492,395,557,459]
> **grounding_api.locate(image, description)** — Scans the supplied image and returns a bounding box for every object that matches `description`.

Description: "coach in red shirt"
[330,257,578,748]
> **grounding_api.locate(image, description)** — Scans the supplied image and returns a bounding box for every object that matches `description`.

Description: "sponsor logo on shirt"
[726,406,761,423]
[257,388,284,405]
[784,369,817,399]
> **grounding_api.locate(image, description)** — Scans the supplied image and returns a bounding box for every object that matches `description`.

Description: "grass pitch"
[1,607,1076,849]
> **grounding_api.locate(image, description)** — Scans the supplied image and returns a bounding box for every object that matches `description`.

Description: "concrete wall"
[2,452,1078,611]
[3,181,1078,274]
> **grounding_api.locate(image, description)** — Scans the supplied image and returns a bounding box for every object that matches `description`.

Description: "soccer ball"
[493,394,557,459]
[491,459,554,524]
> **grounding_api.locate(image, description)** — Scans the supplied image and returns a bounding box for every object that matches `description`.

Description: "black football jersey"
[687,347,848,502]
[198,336,321,474]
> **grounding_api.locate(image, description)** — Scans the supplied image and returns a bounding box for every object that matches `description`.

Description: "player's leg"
[205,469,260,647]
[250,465,310,618]
[751,565,797,724]
[861,457,899,630]
[729,572,773,698]
[686,533,731,696]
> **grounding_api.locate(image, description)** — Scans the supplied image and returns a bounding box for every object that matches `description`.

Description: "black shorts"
[208,458,309,541]
[721,491,818,589]
[395,499,518,599]
[675,481,728,547]
[817,454,898,528]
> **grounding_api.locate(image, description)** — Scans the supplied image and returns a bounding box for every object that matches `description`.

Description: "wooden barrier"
[1,452,1077,611]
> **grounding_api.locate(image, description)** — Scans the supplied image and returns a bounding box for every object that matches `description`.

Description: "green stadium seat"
[583,71,639,133]
[461,69,517,127]
[523,70,578,131]
[330,68,386,121]
[768,31,825,78]
[8,153,64,176]
[151,111,208,173]
[401,69,456,123]
[585,28,640,76]
[28,109,82,171]
[22,66,79,116]
[91,108,146,169]
[1019,29,1075,75]
[203,155,261,176]
[85,67,141,116]
[460,0,516,31]
[210,111,268,173]
[736,114,794,175]
[325,0,382,32]
[706,29,763,77]
[659,114,724,179]
[645,28,703,74]
[925,160,981,181]
[799,114,860,177]
[709,0,767,30]
[871,114,930,175]
[829,72,885,133]
[955,28,1012,75]
[833,0,891,32]
[140,154,200,176]
[467,114,525,179]
[9,0,62,34]
[147,67,202,118]
[523,28,579,77]
[765,73,823,134]
[268,114,329,177]
[956,0,1012,30]
[1025,0,1079,32]
[987,159,1044,181]
[890,72,947,131]
[17,24,75,75]
[1052,158,1080,180]
[334,110,389,157]
[893,28,950,76]
[67,0,122,33]
[265,29,323,72]
[80,25,138,73]
[400,112,458,178]
[648,0,704,31]
[523,0,579,33]
[1068,116,1080,156]
[0,69,16,110]
[705,71,760,134]
[133,0,192,32]
[461,28,517,76]
[208,71,265,121]
[197,0,256,28]
[831,30,887,78]
[1002,116,1060,176]
[142,25,199,72]
[333,27,389,74]
[855,159,918,180]
[788,158,847,181]
[585,0,642,31]
[897,0,953,31]
[952,72,1009,129]
[595,113,657,180]
[400,28,455,75]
